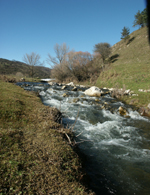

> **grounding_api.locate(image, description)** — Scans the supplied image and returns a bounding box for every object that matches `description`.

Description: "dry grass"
[0,79,94,194]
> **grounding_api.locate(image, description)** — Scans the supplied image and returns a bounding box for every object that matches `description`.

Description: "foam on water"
[128,110,149,121]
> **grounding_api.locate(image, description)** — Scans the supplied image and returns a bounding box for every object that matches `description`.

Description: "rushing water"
[17,82,150,195]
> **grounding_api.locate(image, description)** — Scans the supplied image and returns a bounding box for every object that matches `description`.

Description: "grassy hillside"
[96,27,150,108]
[0,58,51,79]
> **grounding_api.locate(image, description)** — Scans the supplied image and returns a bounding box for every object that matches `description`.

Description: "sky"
[0,0,147,67]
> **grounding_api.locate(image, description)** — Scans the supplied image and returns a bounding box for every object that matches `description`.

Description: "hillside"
[0,58,51,79]
[96,27,150,110]
[96,27,150,91]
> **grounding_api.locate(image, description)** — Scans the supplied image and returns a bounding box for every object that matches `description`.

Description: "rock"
[138,89,144,92]
[84,86,102,97]
[95,98,100,102]
[124,89,131,95]
[72,87,77,91]
[39,91,46,96]
[63,93,69,97]
[48,82,55,85]
[20,78,25,82]
[73,98,79,103]
[148,103,150,109]
[132,94,138,96]
[67,82,74,86]
[61,85,67,90]
[80,85,86,88]
[138,107,150,117]
[118,106,128,116]
[80,95,85,98]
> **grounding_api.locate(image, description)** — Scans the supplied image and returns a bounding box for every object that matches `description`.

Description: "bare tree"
[23,52,42,81]
[47,43,69,68]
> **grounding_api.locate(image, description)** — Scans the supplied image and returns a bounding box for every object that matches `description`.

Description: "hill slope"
[0,58,51,79]
[96,27,150,92]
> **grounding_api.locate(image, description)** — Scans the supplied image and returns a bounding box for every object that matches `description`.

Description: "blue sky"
[0,0,147,67]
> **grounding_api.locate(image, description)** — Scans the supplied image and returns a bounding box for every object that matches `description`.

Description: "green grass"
[0,80,93,194]
[96,27,150,110]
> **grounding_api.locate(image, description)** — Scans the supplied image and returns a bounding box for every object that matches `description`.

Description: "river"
[17,82,150,195]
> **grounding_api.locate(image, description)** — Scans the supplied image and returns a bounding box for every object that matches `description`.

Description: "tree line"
[23,43,111,83]
[23,7,148,82]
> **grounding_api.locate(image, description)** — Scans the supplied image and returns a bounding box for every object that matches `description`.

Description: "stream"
[17,82,150,195]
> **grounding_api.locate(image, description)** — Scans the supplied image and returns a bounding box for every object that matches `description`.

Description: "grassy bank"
[95,27,150,113]
[0,80,93,194]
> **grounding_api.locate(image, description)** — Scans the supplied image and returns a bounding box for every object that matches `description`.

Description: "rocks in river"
[73,98,80,103]
[84,86,102,97]
[118,106,128,116]
[39,91,46,96]
[72,86,77,91]
[61,85,67,90]
[20,78,25,82]
[63,93,69,97]
[138,107,150,117]
[67,82,74,86]
[48,82,56,85]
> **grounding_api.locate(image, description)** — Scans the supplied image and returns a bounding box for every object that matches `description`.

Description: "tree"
[23,52,42,81]
[64,51,92,81]
[121,27,130,42]
[93,42,111,64]
[141,8,148,26]
[47,43,69,68]
[51,51,93,82]
[133,8,148,28]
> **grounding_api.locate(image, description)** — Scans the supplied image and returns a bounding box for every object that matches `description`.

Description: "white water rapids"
[18,82,150,195]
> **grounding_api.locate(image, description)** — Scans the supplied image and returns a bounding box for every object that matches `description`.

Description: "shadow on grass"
[109,54,119,63]
[127,37,135,45]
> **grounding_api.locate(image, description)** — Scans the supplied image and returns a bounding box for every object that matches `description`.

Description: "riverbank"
[77,79,150,118]
[0,80,94,194]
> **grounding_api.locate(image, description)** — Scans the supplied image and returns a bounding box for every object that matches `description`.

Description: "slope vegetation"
[96,27,150,108]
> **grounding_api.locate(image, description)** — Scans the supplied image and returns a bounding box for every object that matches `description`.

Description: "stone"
[124,89,131,95]
[72,87,77,91]
[73,98,79,103]
[80,85,85,88]
[61,85,67,90]
[67,82,74,86]
[84,86,102,97]
[39,91,46,96]
[20,78,25,82]
[63,93,68,97]
[48,82,55,85]
[118,106,128,116]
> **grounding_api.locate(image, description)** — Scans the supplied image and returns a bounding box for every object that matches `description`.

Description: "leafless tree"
[23,52,42,81]
[47,43,69,68]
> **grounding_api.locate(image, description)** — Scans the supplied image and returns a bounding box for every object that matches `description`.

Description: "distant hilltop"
[0,58,51,79]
